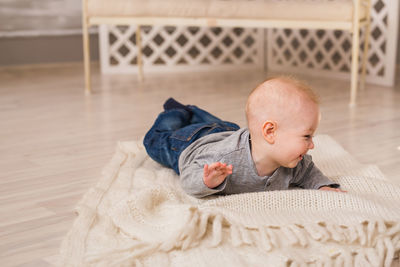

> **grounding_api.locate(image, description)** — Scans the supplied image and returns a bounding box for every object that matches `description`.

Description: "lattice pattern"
[267,0,398,86]
[99,25,264,73]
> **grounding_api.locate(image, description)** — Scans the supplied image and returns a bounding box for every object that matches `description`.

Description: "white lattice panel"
[267,0,399,86]
[99,25,264,74]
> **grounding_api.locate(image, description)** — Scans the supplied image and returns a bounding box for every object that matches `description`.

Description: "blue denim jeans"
[143,102,240,174]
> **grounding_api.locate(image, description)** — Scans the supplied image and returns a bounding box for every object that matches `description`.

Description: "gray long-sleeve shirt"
[178,128,339,198]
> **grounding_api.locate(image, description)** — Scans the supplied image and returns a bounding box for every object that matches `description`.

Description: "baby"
[144,76,345,198]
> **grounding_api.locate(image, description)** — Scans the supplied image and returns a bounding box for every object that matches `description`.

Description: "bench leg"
[136,25,144,82]
[83,25,91,95]
[360,2,372,91]
[350,26,360,107]
[82,0,91,95]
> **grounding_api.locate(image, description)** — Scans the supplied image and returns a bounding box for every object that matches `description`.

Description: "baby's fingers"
[204,164,209,176]
[219,163,232,173]
[208,162,222,170]
[224,164,233,175]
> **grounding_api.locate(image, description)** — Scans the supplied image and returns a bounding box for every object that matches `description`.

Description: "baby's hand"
[203,162,233,189]
[319,186,347,193]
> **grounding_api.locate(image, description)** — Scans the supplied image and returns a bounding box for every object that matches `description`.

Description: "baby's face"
[270,102,320,168]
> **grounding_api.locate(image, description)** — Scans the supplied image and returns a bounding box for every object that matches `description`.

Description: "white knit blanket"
[59,135,400,266]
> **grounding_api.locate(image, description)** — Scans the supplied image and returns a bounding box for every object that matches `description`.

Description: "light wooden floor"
[0,63,399,266]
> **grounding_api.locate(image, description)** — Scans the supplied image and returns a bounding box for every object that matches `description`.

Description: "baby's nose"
[308,140,315,150]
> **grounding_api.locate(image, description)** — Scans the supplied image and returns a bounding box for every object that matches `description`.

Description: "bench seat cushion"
[87,0,367,22]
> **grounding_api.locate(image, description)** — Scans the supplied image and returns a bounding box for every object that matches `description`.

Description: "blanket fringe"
[80,204,400,266]
[149,207,400,266]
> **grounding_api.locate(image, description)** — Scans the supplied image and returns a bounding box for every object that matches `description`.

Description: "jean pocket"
[170,122,219,142]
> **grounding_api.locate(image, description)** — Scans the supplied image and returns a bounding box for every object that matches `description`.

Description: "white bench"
[82,0,371,105]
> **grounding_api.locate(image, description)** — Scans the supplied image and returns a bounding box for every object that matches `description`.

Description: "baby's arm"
[293,155,342,191]
[203,162,233,188]
[179,161,231,198]
[319,186,347,193]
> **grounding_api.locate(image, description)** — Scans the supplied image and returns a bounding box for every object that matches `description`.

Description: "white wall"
[0,0,81,37]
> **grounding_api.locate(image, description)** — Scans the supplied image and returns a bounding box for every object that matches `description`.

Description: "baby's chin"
[285,156,303,168]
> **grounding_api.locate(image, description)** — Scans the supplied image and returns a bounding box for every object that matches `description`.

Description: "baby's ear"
[261,121,277,144]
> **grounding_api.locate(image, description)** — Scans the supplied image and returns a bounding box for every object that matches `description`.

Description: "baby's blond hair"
[245,75,320,132]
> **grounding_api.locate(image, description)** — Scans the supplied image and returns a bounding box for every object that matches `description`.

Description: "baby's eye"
[304,135,312,139]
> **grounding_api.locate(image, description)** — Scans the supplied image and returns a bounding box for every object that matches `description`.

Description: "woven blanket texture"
[59,135,400,266]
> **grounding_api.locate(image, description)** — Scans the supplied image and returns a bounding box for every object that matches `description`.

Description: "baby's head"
[246,76,320,169]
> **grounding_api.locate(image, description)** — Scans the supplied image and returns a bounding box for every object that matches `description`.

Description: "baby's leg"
[143,98,239,174]
[163,97,222,124]
[143,108,192,173]
[187,105,223,124]
[155,109,191,132]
